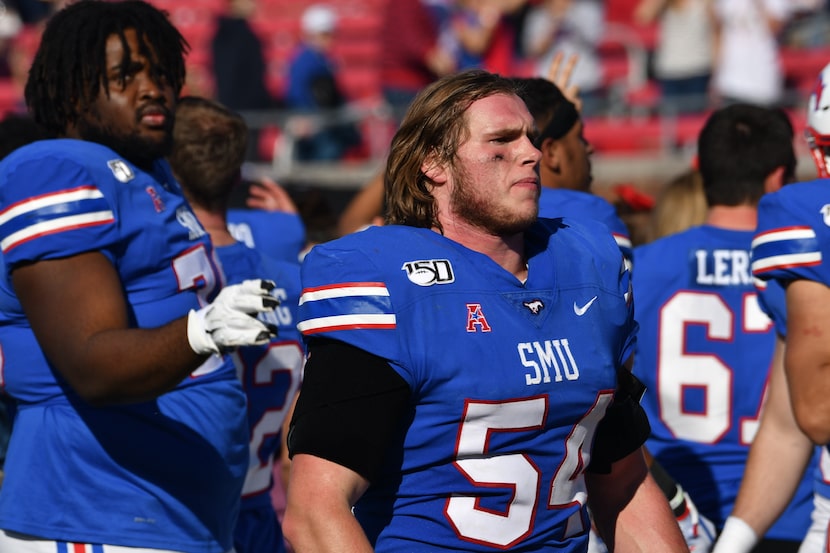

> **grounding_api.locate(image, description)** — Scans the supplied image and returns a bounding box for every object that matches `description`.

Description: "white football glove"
[187,279,279,355]
[677,491,717,553]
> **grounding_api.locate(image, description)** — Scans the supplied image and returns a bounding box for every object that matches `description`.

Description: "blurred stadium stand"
[0,0,825,192]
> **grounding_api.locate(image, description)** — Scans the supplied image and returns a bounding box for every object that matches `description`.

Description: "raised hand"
[246,177,298,214]
[545,51,582,112]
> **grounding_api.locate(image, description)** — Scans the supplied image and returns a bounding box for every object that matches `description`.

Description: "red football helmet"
[806,62,830,178]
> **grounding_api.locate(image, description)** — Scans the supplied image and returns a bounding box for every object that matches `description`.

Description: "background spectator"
[635,0,715,114]
[645,167,707,242]
[285,3,362,162]
[521,0,605,116]
[711,0,792,108]
[211,0,277,160]
[380,0,456,117]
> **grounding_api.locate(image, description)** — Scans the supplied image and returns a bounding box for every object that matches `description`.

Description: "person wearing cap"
[285,3,361,161]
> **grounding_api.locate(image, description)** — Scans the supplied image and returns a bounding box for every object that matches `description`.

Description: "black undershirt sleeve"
[287,337,411,483]
[586,367,651,474]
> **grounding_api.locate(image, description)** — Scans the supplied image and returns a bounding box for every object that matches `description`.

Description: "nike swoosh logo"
[573,296,598,316]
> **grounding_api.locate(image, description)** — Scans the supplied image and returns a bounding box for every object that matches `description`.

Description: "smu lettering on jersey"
[297,218,636,552]
[634,224,812,540]
[0,139,247,553]
[751,179,830,519]
[538,188,633,264]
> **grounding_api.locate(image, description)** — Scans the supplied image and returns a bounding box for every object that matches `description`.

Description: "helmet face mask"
[805,127,830,178]
[807,63,830,178]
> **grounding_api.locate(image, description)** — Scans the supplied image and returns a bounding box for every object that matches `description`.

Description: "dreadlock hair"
[25,0,189,136]
[169,96,248,212]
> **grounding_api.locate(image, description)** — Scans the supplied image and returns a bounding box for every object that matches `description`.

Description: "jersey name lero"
[694,248,753,286]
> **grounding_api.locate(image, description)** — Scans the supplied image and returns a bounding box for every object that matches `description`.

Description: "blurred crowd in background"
[0,0,827,165]
[0,0,827,247]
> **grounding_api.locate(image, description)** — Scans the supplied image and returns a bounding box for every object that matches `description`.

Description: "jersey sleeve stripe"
[0,185,105,225]
[298,313,397,334]
[298,281,395,335]
[299,282,389,304]
[751,226,816,248]
[0,185,114,252]
[750,225,822,276]
[751,252,822,274]
[1,211,116,253]
[612,233,632,250]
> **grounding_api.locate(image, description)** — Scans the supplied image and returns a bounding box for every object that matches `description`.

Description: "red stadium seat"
[780,46,830,96]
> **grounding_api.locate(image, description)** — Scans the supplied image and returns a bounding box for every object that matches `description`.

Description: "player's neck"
[192,206,236,247]
[438,220,527,280]
[705,204,758,231]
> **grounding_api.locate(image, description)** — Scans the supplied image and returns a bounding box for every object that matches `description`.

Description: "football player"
[282,69,687,552]
[714,62,830,553]
[634,103,814,552]
[515,75,633,264]
[0,2,276,551]
[169,96,305,553]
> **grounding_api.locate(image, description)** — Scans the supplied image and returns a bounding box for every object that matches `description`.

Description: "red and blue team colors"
[297,218,636,552]
[216,242,304,553]
[752,179,830,526]
[634,224,814,541]
[0,139,247,553]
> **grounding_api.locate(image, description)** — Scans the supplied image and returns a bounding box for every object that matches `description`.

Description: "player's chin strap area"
[804,129,830,179]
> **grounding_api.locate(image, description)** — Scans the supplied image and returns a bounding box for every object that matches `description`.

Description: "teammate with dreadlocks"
[0,2,278,551]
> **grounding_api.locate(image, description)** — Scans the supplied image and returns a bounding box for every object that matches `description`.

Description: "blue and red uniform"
[0,139,247,553]
[297,218,636,552]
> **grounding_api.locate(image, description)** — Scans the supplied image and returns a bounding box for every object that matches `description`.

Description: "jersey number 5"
[445,393,613,548]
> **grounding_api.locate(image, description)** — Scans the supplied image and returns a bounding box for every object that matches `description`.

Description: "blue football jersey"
[297,219,636,552]
[634,225,812,541]
[217,243,304,553]
[751,178,830,517]
[228,208,306,264]
[754,278,788,339]
[538,188,633,263]
[0,139,248,553]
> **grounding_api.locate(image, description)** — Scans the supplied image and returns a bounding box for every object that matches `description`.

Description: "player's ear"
[539,137,560,170]
[763,165,787,194]
[421,153,448,185]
